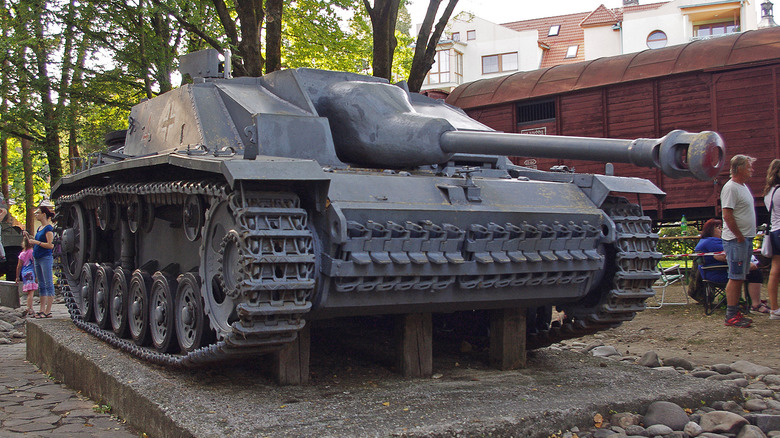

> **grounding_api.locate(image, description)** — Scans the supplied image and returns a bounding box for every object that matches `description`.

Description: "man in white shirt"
[721,154,756,328]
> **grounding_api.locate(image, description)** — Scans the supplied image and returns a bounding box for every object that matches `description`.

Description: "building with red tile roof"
[421,0,759,94]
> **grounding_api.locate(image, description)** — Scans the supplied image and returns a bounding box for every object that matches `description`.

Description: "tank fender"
[219,159,328,187]
[584,174,665,208]
[219,159,331,212]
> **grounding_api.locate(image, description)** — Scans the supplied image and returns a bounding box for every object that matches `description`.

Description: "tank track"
[527,197,661,349]
[55,180,315,367]
[55,186,657,365]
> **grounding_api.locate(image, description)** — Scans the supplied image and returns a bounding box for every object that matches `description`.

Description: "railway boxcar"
[447,27,780,225]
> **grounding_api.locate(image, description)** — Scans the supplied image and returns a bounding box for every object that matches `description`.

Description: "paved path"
[0,304,139,437]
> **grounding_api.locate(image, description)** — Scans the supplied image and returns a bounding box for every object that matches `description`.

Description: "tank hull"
[53,152,660,366]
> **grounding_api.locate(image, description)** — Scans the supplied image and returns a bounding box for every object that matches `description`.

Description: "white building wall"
[446,15,541,83]
[580,1,759,61]
[743,1,758,30]
[584,26,623,59]
[419,14,541,91]
[622,4,687,53]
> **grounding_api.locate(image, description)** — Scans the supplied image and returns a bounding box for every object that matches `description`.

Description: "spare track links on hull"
[55,180,316,367]
[55,186,658,367]
[527,198,661,349]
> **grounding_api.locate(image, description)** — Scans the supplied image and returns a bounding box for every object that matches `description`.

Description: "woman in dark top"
[695,218,768,313]
[26,205,55,318]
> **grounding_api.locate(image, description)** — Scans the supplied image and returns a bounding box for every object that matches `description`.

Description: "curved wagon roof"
[446,27,780,109]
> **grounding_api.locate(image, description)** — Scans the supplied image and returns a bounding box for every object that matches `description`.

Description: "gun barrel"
[439,129,724,181]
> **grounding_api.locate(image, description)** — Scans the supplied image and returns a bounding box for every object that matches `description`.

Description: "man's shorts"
[770,229,780,254]
[722,237,754,281]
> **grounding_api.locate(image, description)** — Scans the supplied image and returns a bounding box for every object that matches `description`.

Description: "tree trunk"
[138,0,154,99]
[67,46,86,173]
[30,0,63,183]
[150,12,174,93]
[407,0,459,92]
[364,0,400,80]
[265,0,283,74]
[0,0,8,200]
[0,134,7,201]
[21,138,34,233]
[234,0,265,77]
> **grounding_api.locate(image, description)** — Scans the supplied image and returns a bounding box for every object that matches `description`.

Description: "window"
[695,21,739,37]
[467,30,476,40]
[451,32,460,41]
[483,55,499,74]
[548,25,560,36]
[565,45,578,58]
[517,100,556,124]
[481,52,518,74]
[501,53,518,71]
[646,30,667,49]
[424,49,463,85]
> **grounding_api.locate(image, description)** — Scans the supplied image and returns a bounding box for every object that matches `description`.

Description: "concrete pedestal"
[0,280,20,308]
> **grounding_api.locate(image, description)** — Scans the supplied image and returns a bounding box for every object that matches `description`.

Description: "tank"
[52,49,725,367]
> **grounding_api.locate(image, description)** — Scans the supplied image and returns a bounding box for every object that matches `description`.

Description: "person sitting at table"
[695,218,769,313]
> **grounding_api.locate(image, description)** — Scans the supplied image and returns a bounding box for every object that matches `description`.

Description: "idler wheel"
[183,195,205,242]
[128,270,152,346]
[175,273,213,352]
[200,200,242,339]
[93,265,114,329]
[77,263,97,322]
[149,271,179,353]
[109,267,130,338]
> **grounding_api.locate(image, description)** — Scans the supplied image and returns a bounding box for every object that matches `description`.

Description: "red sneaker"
[725,312,752,328]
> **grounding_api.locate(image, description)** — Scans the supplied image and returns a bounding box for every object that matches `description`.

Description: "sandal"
[34,312,44,318]
[751,302,771,314]
[24,309,34,318]
[43,313,52,318]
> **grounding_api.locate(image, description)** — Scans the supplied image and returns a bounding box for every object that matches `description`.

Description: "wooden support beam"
[395,313,432,378]
[271,324,311,385]
[489,308,526,370]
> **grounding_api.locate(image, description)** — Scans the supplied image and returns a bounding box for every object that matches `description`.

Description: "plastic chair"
[647,263,688,309]
[701,276,728,315]
[696,258,744,315]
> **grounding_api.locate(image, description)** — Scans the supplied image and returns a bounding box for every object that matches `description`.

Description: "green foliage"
[656,226,698,257]
[3,137,50,221]
[93,403,112,414]
[283,0,368,72]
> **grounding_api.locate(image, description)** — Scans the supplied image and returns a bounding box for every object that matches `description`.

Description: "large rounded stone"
[685,421,704,437]
[611,412,641,429]
[638,351,661,367]
[663,357,694,370]
[712,364,733,374]
[744,399,769,412]
[0,319,13,331]
[737,424,767,438]
[591,345,621,358]
[646,424,674,435]
[624,424,647,436]
[700,411,749,434]
[731,361,776,377]
[643,401,690,430]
